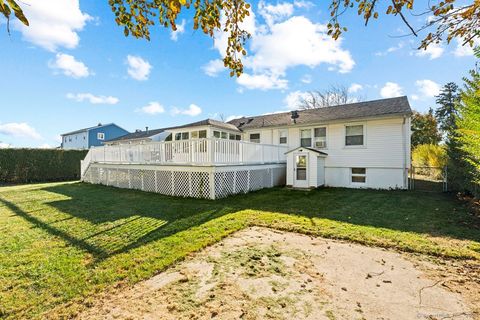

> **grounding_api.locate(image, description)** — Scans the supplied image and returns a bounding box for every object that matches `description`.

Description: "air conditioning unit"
[315,141,326,148]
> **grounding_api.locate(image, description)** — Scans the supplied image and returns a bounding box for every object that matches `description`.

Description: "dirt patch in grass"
[76,227,479,320]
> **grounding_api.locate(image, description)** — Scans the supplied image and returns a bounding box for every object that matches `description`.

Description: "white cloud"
[38,143,53,149]
[375,42,404,56]
[236,73,288,90]
[301,74,312,84]
[411,94,420,101]
[170,19,186,41]
[293,0,315,9]
[415,43,444,60]
[0,123,42,140]
[67,93,119,105]
[171,104,202,117]
[380,82,403,98]
[415,79,441,98]
[212,13,354,91]
[348,83,363,93]
[126,55,152,81]
[246,16,355,75]
[13,0,92,51]
[259,1,294,26]
[136,102,165,115]
[0,142,12,148]
[284,90,310,110]
[48,53,90,78]
[453,39,479,57]
[203,59,225,77]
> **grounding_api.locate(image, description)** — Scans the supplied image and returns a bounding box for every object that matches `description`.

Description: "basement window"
[351,168,366,183]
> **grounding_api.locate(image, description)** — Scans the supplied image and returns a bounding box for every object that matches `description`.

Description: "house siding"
[62,131,89,150]
[88,125,129,148]
[244,116,410,189]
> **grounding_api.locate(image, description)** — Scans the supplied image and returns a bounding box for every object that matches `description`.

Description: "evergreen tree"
[435,82,460,138]
[456,68,480,197]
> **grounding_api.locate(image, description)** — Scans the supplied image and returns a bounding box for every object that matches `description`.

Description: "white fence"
[82,163,287,199]
[81,139,288,177]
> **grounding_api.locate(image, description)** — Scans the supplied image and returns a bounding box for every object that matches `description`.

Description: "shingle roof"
[106,128,165,142]
[167,119,240,132]
[61,123,119,136]
[106,119,240,143]
[228,96,412,130]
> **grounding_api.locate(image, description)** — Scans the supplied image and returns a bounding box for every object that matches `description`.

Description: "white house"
[81,97,412,199]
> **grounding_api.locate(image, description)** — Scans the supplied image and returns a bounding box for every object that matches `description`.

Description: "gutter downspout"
[402,115,408,189]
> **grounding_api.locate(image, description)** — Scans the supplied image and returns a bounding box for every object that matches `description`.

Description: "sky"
[0,0,477,148]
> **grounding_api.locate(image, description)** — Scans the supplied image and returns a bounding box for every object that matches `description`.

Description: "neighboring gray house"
[105,119,241,145]
[61,123,129,150]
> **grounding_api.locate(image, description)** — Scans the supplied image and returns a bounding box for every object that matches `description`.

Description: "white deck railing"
[81,139,288,177]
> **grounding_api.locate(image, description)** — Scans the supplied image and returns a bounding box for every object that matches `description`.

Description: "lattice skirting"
[82,163,286,199]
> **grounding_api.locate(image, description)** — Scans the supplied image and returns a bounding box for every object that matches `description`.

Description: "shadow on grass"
[2,182,480,262]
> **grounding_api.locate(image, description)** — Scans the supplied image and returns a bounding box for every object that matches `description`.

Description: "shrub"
[0,149,88,183]
[412,144,447,179]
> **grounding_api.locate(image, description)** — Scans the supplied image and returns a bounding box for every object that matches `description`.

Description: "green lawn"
[0,182,479,319]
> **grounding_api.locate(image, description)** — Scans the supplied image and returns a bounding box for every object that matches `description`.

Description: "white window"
[346,125,364,146]
[314,127,327,148]
[175,132,189,140]
[279,130,287,144]
[249,133,260,143]
[351,168,366,183]
[300,129,311,147]
[97,132,105,140]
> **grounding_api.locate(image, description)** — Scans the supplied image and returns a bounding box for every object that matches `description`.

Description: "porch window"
[351,168,366,183]
[314,127,327,148]
[191,131,199,139]
[221,132,228,139]
[250,133,260,143]
[346,125,364,146]
[235,134,241,141]
[279,130,287,144]
[165,134,172,141]
[229,133,236,140]
[300,129,311,147]
[199,130,207,139]
[213,131,221,138]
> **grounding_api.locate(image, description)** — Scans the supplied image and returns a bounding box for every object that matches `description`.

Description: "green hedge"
[0,149,88,183]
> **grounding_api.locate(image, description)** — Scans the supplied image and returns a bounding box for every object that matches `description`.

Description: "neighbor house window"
[314,127,327,148]
[97,133,105,140]
[345,125,364,146]
[300,129,311,147]
[351,168,366,183]
[279,130,287,144]
[175,132,189,140]
[250,133,261,143]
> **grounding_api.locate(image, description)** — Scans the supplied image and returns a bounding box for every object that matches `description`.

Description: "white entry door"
[294,153,309,188]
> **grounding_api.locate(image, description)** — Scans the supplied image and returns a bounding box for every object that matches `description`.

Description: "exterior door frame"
[293,152,309,188]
